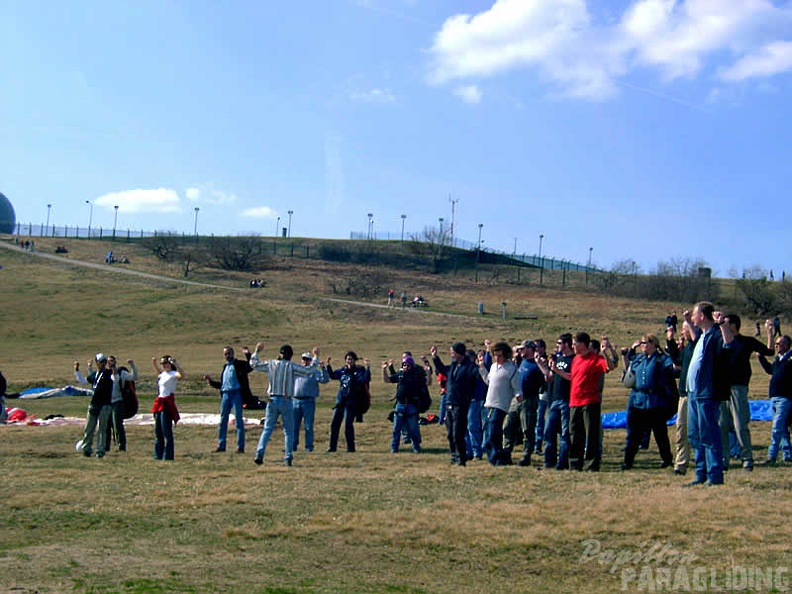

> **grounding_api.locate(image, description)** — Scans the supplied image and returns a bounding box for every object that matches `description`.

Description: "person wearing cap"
[478,341,523,466]
[383,355,427,453]
[204,346,254,454]
[77,353,114,458]
[250,342,318,466]
[292,347,330,452]
[430,341,480,466]
[503,340,546,467]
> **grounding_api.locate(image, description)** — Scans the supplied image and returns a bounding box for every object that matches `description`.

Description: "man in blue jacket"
[683,303,734,486]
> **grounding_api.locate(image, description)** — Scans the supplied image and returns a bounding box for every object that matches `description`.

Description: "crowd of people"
[62,301,792,486]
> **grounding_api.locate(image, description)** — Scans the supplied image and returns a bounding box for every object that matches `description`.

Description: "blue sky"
[2,0,791,278]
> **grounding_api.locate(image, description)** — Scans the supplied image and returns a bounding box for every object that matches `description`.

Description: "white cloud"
[453,85,482,103]
[427,0,792,100]
[94,188,182,213]
[348,88,397,103]
[241,206,277,219]
[720,40,792,81]
[185,186,237,204]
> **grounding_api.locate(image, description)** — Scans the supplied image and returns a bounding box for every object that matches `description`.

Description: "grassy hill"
[0,235,787,594]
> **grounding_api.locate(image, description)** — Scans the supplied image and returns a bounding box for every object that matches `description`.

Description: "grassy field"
[1,237,790,594]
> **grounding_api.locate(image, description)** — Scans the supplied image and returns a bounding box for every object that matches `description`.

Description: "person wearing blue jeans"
[250,343,318,466]
[478,341,522,466]
[255,396,294,464]
[536,334,575,469]
[758,333,792,466]
[466,348,490,459]
[205,346,253,454]
[683,303,734,486]
[391,402,421,452]
[384,356,426,453]
[292,350,330,452]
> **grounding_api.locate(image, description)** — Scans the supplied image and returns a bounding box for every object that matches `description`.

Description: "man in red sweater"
[552,331,616,471]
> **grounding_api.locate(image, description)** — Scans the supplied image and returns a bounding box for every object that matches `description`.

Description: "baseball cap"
[301,352,312,360]
[95,353,107,362]
[520,340,536,350]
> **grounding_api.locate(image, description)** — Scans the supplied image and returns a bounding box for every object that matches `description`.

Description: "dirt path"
[0,240,245,291]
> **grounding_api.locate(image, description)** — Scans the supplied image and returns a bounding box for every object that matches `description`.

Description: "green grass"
[0,236,789,593]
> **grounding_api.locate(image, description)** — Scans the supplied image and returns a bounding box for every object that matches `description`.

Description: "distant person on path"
[204,346,254,454]
[249,343,318,466]
[665,311,678,333]
[292,348,329,452]
[387,289,395,308]
[77,353,114,458]
[773,316,782,338]
[151,355,183,460]
[327,351,371,453]
[400,291,407,310]
[757,334,792,466]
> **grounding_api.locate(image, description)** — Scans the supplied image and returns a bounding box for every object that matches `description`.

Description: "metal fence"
[348,230,598,273]
[13,222,598,273]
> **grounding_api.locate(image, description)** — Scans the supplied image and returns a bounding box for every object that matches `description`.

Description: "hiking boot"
[253,457,263,465]
[284,459,292,467]
[673,468,686,476]
[518,455,531,467]
[759,458,776,467]
[235,448,244,454]
[214,446,226,453]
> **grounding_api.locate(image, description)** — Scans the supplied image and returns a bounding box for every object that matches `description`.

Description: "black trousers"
[446,403,470,463]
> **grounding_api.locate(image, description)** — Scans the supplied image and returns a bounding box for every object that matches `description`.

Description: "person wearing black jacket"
[383,356,426,453]
[204,346,254,454]
[719,315,774,471]
[77,353,114,458]
[758,334,792,466]
[431,341,481,466]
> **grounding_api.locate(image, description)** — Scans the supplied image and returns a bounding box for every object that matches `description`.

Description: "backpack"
[118,367,139,419]
[417,381,432,414]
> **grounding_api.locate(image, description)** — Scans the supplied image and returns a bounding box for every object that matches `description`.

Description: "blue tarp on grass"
[602,399,775,430]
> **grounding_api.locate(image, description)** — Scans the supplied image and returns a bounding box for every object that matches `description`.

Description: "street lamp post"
[586,246,593,285]
[46,204,52,235]
[367,213,373,240]
[539,234,545,286]
[275,216,280,237]
[85,201,94,238]
[438,217,444,244]
[287,210,293,238]
[113,205,119,240]
[400,214,406,243]
[193,207,200,238]
[477,223,483,263]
